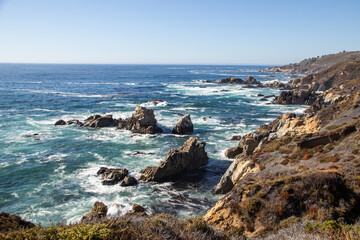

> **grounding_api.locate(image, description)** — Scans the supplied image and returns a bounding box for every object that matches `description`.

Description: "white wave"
[65,82,121,85]
[14,89,112,98]
[140,100,168,107]
[124,83,137,85]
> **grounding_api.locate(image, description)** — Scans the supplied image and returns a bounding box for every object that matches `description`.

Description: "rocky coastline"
[3,58,360,239]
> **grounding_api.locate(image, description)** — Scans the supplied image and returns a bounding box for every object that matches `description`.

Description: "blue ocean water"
[0,64,305,225]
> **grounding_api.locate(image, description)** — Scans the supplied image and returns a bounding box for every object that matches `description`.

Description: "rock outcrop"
[139,137,208,181]
[120,176,138,186]
[117,106,163,134]
[264,80,286,88]
[272,89,317,105]
[81,201,108,223]
[245,76,261,85]
[55,106,163,134]
[219,77,246,84]
[172,114,194,134]
[83,115,118,128]
[97,167,129,185]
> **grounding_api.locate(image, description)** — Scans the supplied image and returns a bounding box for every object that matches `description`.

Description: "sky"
[0,0,359,65]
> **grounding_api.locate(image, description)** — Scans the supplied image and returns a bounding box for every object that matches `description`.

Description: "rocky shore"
[2,58,360,239]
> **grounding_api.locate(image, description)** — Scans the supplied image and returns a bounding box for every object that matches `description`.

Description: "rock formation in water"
[97,167,129,185]
[172,114,194,134]
[139,137,208,181]
[117,106,163,134]
[55,106,163,134]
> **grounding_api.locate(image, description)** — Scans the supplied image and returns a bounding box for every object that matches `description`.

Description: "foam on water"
[0,64,309,226]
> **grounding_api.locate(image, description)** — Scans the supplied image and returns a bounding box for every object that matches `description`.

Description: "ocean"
[0,64,305,225]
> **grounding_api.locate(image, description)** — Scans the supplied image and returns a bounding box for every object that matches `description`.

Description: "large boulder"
[83,115,118,128]
[172,114,194,134]
[81,202,108,223]
[97,167,129,185]
[272,89,317,105]
[117,106,163,134]
[55,120,66,126]
[139,137,208,181]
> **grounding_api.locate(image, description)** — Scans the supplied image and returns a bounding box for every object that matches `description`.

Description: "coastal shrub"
[326,125,344,131]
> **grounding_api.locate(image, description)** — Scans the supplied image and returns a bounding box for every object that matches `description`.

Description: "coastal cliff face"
[205,60,360,237]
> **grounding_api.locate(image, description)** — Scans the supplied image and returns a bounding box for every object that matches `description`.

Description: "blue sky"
[0,0,359,65]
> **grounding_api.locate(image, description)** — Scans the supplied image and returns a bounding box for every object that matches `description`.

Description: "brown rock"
[272,89,317,105]
[120,176,138,186]
[83,115,118,128]
[139,137,208,181]
[81,201,108,223]
[97,167,129,185]
[225,146,243,159]
[219,77,246,84]
[172,114,194,134]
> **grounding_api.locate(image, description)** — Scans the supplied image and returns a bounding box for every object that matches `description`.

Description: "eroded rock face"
[172,114,194,134]
[139,137,208,182]
[272,89,317,105]
[81,201,108,223]
[97,167,129,185]
[117,106,163,134]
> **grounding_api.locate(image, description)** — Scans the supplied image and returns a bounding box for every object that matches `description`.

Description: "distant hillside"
[288,60,360,91]
[266,51,360,74]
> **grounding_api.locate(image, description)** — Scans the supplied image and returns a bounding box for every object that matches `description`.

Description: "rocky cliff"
[204,60,360,238]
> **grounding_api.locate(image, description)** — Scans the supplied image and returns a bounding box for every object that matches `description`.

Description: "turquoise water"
[0,64,305,225]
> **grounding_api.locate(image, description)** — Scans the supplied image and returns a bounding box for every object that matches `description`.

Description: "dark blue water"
[0,64,304,225]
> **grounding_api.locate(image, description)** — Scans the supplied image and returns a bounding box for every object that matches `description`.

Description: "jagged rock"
[55,120,66,125]
[139,137,208,182]
[219,77,246,84]
[245,76,261,85]
[120,176,138,186]
[0,212,35,233]
[147,99,165,106]
[264,80,286,88]
[225,146,243,158]
[81,202,108,223]
[172,114,194,134]
[272,89,317,105]
[83,115,118,128]
[117,106,163,134]
[97,167,129,185]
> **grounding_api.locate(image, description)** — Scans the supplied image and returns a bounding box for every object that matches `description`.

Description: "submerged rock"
[81,201,108,223]
[172,114,194,134]
[139,137,208,182]
[97,167,129,185]
[117,106,163,134]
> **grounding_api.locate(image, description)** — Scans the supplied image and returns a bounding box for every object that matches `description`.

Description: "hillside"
[266,51,360,74]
